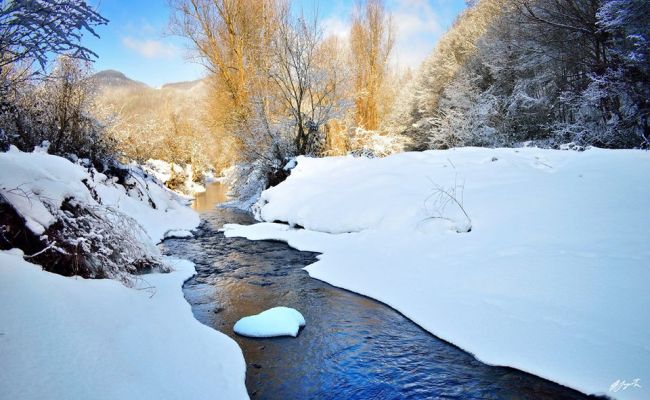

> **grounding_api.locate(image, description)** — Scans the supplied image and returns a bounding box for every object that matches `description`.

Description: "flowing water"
[161,182,600,400]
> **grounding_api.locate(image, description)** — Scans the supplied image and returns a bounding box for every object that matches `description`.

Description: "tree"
[0,0,107,71]
[0,56,114,163]
[170,0,280,134]
[396,0,649,149]
[46,56,97,154]
[509,0,649,147]
[267,6,343,156]
[349,0,394,131]
[595,0,650,146]
[170,0,289,180]
[0,0,109,157]
[388,0,506,149]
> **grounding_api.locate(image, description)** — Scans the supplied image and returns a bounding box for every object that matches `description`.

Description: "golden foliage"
[349,0,395,131]
[94,82,220,173]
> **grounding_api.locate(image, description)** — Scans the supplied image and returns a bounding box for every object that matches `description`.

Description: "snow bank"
[0,149,249,398]
[224,147,650,400]
[0,146,92,235]
[0,250,248,400]
[0,147,199,244]
[234,307,306,338]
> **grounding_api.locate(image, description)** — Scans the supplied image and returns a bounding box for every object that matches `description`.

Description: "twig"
[422,174,472,233]
[23,241,58,258]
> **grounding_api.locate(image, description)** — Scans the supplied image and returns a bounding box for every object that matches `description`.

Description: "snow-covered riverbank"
[0,253,247,400]
[224,147,650,400]
[0,148,248,399]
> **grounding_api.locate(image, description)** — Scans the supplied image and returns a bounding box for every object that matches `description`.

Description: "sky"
[81,0,467,87]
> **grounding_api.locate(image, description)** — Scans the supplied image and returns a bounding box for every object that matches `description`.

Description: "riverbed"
[160,183,598,400]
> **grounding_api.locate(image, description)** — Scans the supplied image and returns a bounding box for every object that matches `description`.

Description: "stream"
[160,182,599,400]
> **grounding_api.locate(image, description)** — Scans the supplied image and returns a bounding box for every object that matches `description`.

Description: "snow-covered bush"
[39,199,166,283]
[424,180,472,233]
[0,56,117,166]
[222,162,269,212]
[347,127,407,158]
[143,159,207,196]
[0,190,165,285]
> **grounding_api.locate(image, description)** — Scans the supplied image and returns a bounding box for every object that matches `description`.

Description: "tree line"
[1,0,647,203]
[169,0,401,198]
[390,0,650,150]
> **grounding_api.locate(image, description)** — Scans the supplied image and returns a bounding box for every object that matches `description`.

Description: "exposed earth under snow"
[224,147,650,400]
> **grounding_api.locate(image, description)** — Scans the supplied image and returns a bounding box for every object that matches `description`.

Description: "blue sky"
[82,0,467,87]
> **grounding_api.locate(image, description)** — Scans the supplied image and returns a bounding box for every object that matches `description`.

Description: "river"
[160,182,598,400]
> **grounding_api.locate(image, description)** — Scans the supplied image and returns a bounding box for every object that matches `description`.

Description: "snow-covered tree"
[397,0,650,149]
[593,0,650,147]
[387,0,507,149]
[0,0,107,73]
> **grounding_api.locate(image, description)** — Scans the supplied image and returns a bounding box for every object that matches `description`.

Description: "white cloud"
[322,15,351,40]
[121,37,180,60]
[390,0,445,69]
[318,0,449,70]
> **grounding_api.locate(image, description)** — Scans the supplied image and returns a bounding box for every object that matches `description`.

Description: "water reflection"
[161,183,601,400]
[192,181,230,212]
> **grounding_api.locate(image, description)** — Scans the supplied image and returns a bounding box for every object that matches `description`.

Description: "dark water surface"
[161,183,599,400]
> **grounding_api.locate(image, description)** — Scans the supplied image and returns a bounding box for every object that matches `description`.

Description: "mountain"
[92,70,207,95]
[91,70,148,91]
[161,79,204,91]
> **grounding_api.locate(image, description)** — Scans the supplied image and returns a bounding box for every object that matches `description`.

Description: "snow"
[0,250,248,400]
[143,159,206,196]
[224,147,650,400]
[234,307,306,338]
[164,229,194,239]
[0,146,92,235]
[0,147,199,244]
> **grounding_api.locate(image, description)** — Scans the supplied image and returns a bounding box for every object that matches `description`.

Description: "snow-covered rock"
[225,147,650,400]
[0,146,92,235]
[0,250,248,400]
[164,229,194,239]
[234,307,306,338]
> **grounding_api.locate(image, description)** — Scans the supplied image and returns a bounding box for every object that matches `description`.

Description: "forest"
[3,0,647,204]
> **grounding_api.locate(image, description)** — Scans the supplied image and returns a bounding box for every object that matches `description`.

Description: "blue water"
[161,183,601,400]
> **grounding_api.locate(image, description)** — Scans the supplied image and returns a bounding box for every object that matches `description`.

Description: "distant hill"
[93,69,208,123]
[161,79,205,91]
[92,70,148,91]
[93,70,207,96]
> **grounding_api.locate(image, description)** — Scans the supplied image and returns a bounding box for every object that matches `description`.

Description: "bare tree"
[267,6,342,155]
[0,56,115,163]
[46,56,96,153]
